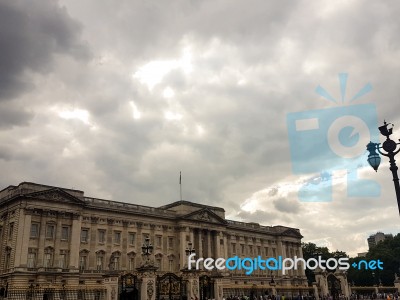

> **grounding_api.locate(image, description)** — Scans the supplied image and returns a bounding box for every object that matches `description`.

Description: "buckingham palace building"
[0,182,310,300]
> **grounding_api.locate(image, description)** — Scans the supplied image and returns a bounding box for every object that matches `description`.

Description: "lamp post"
[185,242,195,257]
[366,121,400,215]
[141,236,153,262]
[185,242,195,269]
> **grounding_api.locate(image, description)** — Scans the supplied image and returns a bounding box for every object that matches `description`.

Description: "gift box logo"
[286,74,380,202]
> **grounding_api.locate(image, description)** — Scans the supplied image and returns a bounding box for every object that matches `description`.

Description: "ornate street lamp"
[185,242,195,270]
[366,121,400,215]
[141,236,153,261]
[185,242,195,257]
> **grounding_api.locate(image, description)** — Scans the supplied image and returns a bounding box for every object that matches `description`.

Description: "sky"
[1,0,400,257]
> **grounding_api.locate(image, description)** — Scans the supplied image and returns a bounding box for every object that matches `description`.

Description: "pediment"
[25,188,86,205]
[180,208,227,225]
[281,228,303,239]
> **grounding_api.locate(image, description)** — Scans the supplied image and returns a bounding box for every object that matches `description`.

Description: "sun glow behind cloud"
[133,47,193,90]
[130,101,142,120]
[58,108,91,125]
[164,111,183,121]
[162,87,175,99]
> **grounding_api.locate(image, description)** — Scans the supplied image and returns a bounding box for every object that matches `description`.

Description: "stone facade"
[0,182,307,295]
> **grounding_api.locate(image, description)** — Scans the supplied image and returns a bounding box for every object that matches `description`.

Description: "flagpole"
[179,171,182,201]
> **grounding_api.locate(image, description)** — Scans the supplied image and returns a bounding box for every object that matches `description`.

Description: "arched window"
[44,247,54,268]
[59,250,69,269]
[110,251,121,271]
[79,250,89,271]
[155,253,163,270]
[4,247,11,270]
[27,248,37,268]
[96,250,105,270]
[167,254,175,272]
[45,222,56,239]
[127,251,136,271]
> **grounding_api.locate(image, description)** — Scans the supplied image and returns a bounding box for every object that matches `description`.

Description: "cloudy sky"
[1,0,400,256]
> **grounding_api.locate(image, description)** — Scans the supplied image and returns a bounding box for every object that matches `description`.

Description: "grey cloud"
[237,210,282,225]
[0,0,89,102]
[0,103,33,128]
[273,197,300,214]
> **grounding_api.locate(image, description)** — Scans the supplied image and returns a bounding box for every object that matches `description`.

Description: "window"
[155,254,162,270]
[232,243,236,254]
[168,259,174,272]
[97,255,104,270]
[96,251,105,270]
[8,223,14,240]
[241,244,245,254]
[44,247,54,268]
[110,252,120,270]
[114,231,121,244]
[257,246,261,256]
[168,237,174,248]
[59,251,68,269]
[79,252,88,270]
[4,248,11,270]
[128,233,135,246]
[156,235,162,248]
[98,230,106,243]
[61,226,69,241]
[27,249,37,268]
[249,245,253,255]
[46,224,55,239]
[272,248,276,257]
[30,223,39,238]
[128,253,136,271]
[44,253,52,268]
[81,229,89,243]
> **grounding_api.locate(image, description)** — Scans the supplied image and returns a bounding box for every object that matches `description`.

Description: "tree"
[301,243,348,285]
[358,233,400,286]
[301,234,400,287]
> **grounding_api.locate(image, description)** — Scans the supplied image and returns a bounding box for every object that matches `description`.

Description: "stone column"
[103,275,119,300]
[69,213,82,269]
[54,215,63,268]
[189,227,194,244]
[180,226,188,269]
[214,231,220,259]
[136,222,143,268]
[340,275,350,299]
[223,233,228,258]
[315,273,328,298]
[37,213,47,267]
[141,277,156,300]
[182,271,199,300]
[276,237,283,277]
[207,231,211,258]
[214,278,223,300]
[312,283,319,300]
[197,229,202,258]
[122,221,129,270]
[137,265,158,300]
[14,209,31,267]
[298,244,306,276]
